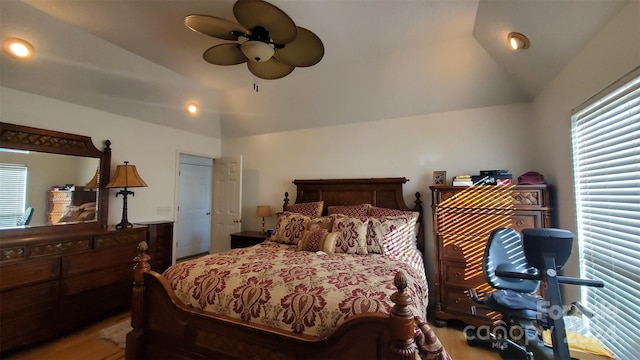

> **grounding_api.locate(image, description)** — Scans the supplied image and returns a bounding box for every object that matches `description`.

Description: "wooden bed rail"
[126,241,419,359]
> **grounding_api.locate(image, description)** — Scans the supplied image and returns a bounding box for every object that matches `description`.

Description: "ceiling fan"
[184,0,324,80]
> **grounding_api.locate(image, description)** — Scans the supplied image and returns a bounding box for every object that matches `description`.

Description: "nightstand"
[230,231,269,249]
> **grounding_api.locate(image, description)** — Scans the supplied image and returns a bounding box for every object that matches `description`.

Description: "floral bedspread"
[163,241,450,359]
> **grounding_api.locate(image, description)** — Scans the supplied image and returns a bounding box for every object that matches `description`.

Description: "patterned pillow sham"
[366,216,412,254]
[269,211,310,245]
[382,214,419,257]
[368,206,420,250]
[327,204,370,217]
[331,216,368,255]
[368,206,419,221]
[286,201,324,218]
[297,229,337,254]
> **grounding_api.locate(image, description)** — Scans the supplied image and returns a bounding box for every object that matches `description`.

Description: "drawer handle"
[516,220,525,227]
[452,218,458,224]
[452,244,460,251]
[455,298,461,304]
[450,195,457,200]
[455,271,461,277]
[515,195,522,201]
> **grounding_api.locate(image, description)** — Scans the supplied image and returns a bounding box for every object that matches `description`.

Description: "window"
[571,66,640,360]
[0,163,28,227]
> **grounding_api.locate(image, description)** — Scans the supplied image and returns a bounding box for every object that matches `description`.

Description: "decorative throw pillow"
[297,229,328,251]
[286,201,324,218]
[366,216,412,254]
[327,204,370,217]
[306,216,334,232]
[331,216,368,255]
[269,212,310,245]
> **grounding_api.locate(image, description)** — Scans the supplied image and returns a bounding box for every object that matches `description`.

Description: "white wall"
[532,0,640,302]
[0,86,222,227]
[223,102,536,294]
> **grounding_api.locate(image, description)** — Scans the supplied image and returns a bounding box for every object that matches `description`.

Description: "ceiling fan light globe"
[240,40,274,62]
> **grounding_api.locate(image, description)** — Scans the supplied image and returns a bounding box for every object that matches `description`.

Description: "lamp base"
[115,188,134,230]
[115,220,133,229]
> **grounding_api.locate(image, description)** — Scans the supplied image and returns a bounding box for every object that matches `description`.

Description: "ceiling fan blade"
[233,0,297,44]
[185,14,249,41]
[275,27,324,67]
[247,58,295,80]
[203,43,248,65]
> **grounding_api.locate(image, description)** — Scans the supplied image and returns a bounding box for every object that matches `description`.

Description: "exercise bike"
[465,228,604,360]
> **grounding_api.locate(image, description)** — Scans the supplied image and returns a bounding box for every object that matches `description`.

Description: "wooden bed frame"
[126,178,425,359]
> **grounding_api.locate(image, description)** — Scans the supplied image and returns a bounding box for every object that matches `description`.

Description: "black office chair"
[16,207,34,226]
[466,228,604,360]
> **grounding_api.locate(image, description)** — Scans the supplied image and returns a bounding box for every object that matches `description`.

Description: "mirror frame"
[0,122,111,234]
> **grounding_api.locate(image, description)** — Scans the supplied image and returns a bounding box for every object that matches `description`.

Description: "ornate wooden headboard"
[282,178,424,253]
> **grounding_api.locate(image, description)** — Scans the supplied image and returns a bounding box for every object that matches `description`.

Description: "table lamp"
[255,205,272,234]
[106,161,148,229]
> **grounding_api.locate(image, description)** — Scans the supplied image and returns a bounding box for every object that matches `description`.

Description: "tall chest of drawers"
[47,190,73,224]
[430,185,551,327]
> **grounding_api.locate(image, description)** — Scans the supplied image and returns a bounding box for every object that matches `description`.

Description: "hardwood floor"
[3,313,499,360]
[4,312,128,360]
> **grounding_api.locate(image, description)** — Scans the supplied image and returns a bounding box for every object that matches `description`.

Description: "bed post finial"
[389,271,417,359]
[283,191,290,212]
[125,241,151,359]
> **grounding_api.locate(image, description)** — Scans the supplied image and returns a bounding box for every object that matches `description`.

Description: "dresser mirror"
[0,122,111,234]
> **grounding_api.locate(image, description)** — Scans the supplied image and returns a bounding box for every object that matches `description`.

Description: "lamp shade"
[106,162,148,188]
[85,168,100,188]
[256,205,272,217]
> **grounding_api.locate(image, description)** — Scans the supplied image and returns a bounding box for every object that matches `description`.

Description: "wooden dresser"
[430,185,551,327]
[0,226,146,353]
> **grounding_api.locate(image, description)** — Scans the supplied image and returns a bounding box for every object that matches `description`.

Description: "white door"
[211,156,242,254]
[176,154,212,259]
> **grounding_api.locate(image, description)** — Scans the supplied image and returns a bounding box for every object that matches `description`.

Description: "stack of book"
[453,175,473,186]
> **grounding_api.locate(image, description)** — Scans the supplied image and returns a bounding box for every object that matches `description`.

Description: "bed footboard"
[126,241,419,360]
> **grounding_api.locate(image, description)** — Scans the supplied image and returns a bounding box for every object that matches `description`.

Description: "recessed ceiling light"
[508,32,530,50]
[186,103,198,115]
[3,38,35,59]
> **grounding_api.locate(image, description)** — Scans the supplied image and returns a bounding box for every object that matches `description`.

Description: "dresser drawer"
[511,211,542,232]
[434,187,514,209]
[434,186,547,210]
[443,262,485,288]
[0,257,60,291]
[437,210,513,235]
[94,229,145,249]
[62,243,137,276]
[440,235,485,261]
[62,264,132,295]
[512,189,544,208]
[442,287,497,319]
[0,281,58,317]
[27,237,92,258]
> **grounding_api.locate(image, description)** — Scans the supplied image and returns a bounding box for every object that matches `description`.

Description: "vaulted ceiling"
[0,0,627,138]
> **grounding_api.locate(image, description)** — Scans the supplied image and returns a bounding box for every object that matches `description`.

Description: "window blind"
[571,66,640,360]
[0,163,27,227]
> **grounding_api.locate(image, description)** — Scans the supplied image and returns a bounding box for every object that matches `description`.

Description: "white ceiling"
[0,0,627,138]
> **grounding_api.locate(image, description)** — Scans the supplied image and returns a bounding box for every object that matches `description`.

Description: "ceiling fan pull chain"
[254,77,259,92]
